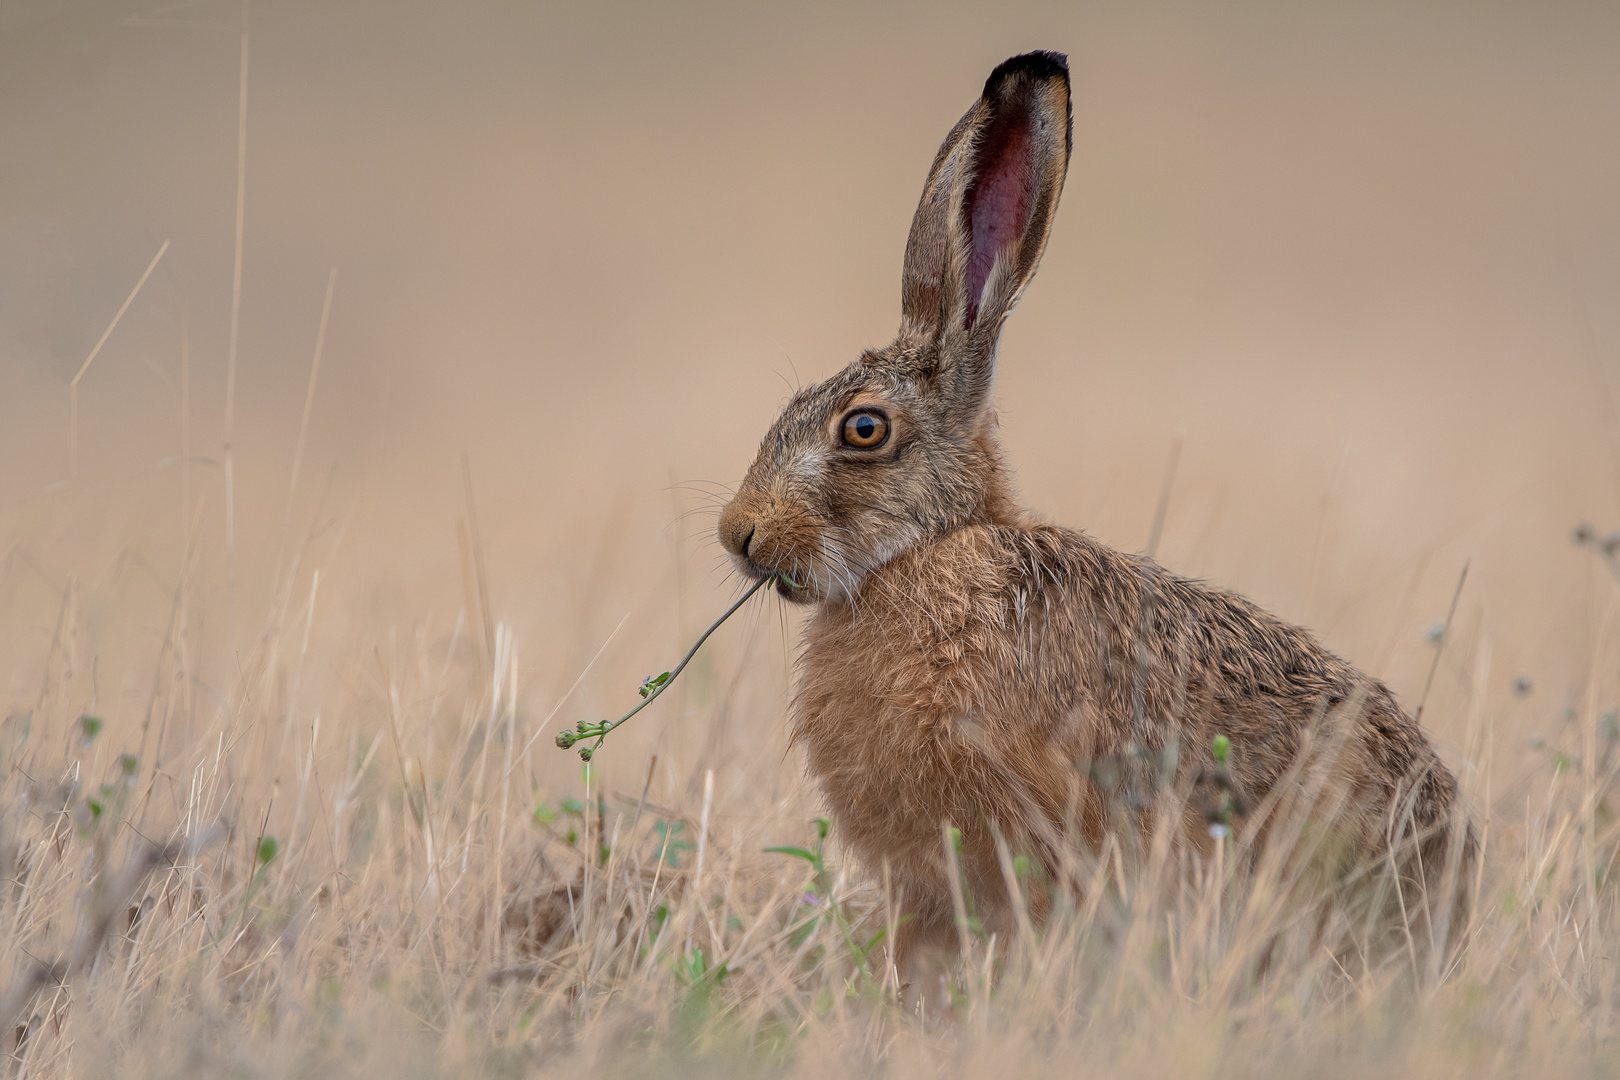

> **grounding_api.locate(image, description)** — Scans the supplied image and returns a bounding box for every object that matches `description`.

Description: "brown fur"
[716,52,1469,994]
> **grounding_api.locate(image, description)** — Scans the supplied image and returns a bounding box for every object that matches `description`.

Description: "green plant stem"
[558,573,792,759]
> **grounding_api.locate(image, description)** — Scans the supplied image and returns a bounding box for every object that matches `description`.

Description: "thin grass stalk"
[68,238,170,479]
[495,632,516,961]
[285,268,337,535]
[688,767,715,960]
[223,1,249,630]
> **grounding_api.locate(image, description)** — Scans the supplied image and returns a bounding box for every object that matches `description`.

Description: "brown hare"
[717,51,1469,998]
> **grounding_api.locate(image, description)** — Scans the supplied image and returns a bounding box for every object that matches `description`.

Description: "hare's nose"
[717,501,759,561]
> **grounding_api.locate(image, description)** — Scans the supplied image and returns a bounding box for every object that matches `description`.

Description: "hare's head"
[718,52,1072,604]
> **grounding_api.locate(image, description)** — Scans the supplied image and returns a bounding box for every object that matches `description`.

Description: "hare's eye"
[841,410,889,450]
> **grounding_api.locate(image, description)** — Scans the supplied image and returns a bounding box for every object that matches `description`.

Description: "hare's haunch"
[717,51,1467,992]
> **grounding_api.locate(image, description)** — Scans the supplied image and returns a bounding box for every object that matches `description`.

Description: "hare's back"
[1017,525,1458,825]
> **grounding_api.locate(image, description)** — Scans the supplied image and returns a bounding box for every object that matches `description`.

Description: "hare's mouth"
[747,563,815,605]
[728,552,816,604]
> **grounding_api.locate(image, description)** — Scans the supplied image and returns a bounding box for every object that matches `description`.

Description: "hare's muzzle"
[717,490,820,603]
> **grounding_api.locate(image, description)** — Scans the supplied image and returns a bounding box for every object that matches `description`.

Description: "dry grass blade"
[67,238,170,478]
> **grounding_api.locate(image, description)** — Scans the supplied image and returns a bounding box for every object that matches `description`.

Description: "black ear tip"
[983,51,1070,98]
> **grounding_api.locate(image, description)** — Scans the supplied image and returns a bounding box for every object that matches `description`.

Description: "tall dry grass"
[1,462,1619,1078]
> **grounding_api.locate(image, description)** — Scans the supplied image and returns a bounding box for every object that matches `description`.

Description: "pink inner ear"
[963,111,1033,328]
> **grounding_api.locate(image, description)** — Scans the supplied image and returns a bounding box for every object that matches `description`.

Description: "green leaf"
[532,802,555,823]
[788,914,819,949]
[1211,734,1230,767]
[653,821,692,867]
[764,846,818,864]
[858,927,888,959]
[87,798,103,820]
[119,753,139,777]
[559,796,585,817]
[257,836,279,865]
[79,715,104,743]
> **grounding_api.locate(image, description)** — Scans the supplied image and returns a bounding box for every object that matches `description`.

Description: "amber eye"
[841,410,889,449]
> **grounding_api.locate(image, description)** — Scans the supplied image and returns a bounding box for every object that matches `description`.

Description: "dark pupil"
[855,416,876,440]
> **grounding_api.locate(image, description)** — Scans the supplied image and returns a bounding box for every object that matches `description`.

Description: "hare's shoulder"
[796,524,1067,715]
[819,520,1127,643]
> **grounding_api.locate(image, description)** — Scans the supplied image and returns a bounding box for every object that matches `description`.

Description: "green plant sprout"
[556,573,799,761]
[1208,733,1235,841]
[1574,523,1620,587]
[767,817,888,977]
[208,829,279,952]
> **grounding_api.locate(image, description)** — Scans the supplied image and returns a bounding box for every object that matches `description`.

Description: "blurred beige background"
[2,0,1618,792]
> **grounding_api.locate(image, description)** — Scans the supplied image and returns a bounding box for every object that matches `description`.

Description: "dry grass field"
[3,2,1620,1076]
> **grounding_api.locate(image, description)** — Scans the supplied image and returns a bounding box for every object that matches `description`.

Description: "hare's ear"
[898,51,1071,374]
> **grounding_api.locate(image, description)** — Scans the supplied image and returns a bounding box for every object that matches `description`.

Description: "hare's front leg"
[892,905,959,1021]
